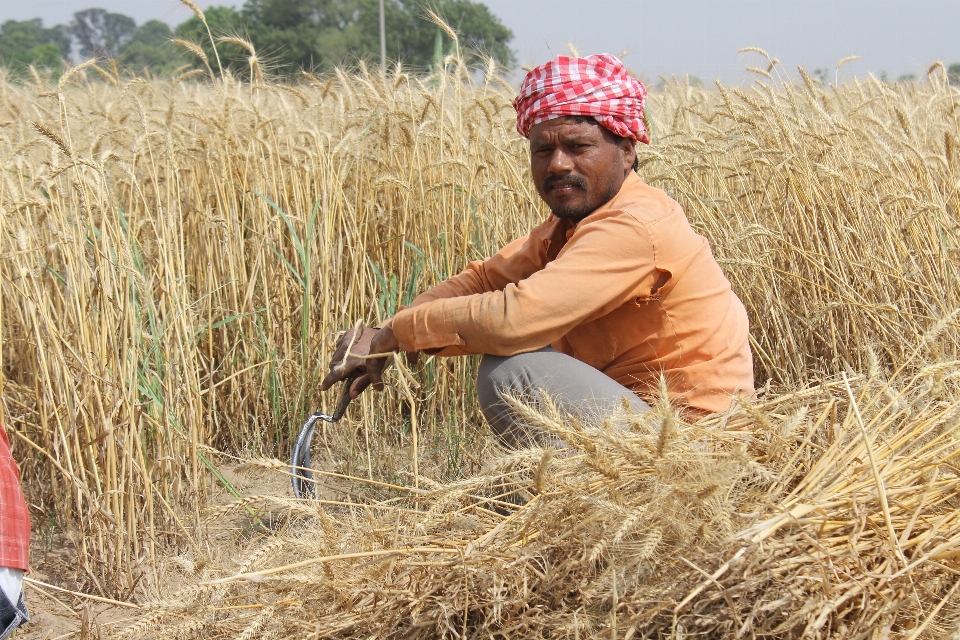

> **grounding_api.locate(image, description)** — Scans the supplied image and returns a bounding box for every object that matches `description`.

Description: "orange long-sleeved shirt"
[391,172,754,413]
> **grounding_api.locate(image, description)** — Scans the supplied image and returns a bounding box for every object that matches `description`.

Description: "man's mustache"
[542,174,587,192]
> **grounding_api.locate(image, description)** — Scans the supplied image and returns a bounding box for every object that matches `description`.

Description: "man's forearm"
[381,268,502,355]
[405,267,489,308]
[403,231,544,310]
[379,265,493,332]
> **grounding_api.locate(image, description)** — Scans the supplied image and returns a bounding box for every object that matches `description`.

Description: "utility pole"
[379,0,386,76]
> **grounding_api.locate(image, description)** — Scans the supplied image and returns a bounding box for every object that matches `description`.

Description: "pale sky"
[2,0,958,83]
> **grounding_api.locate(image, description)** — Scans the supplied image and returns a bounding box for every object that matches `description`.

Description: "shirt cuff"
[392,304,466,352]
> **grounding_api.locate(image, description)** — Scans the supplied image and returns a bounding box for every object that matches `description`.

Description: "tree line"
[0,0,515,78]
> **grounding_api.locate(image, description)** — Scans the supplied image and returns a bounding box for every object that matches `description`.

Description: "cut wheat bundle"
[120,361,960,639]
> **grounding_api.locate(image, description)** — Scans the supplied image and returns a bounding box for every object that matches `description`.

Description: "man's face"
[529,117,637,221]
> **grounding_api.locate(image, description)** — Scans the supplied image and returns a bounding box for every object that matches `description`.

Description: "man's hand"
[319,326,401,398]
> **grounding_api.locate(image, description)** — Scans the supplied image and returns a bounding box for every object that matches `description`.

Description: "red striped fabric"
[0,427,29,571]
[513,54,649,144]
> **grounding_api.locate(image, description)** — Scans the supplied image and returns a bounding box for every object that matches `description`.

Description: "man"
[322,54,753,446]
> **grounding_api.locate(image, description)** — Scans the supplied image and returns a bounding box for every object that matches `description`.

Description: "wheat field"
[2,55,960,637]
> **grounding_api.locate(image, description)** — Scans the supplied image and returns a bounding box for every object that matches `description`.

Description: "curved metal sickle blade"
[291,374,358,499]
[291,414,323,499]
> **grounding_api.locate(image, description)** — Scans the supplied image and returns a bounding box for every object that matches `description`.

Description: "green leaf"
[267,243,305,288]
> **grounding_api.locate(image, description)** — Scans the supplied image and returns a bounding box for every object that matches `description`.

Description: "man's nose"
[547,148,574,173]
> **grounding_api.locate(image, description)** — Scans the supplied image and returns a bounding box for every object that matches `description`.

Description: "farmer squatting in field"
[321,54,755,445]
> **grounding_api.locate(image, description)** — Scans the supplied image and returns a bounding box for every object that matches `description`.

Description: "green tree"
[241,0,363,74]
[346,0,514,71]
[175,6,252,75]
[948,63,960,86]
[400,0,514,69]
[68,8,137,59]
[117,20,185,75]
[176,0,514,78]
[0,19,70,74]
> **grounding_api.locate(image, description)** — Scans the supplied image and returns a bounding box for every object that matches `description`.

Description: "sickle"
[291,373,358,499]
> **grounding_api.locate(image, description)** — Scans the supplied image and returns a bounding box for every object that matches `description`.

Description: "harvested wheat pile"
[120,363,960,639]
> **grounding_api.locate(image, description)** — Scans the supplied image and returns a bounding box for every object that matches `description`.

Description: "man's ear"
[620,137,638,172]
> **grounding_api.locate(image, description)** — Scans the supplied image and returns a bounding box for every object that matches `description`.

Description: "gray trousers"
[476,347,650,448]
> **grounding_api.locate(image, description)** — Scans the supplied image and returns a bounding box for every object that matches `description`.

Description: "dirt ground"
[19,452,360,639]
[19,532,125,639]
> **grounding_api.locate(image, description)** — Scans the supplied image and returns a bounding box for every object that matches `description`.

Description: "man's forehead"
[529,116,603,141]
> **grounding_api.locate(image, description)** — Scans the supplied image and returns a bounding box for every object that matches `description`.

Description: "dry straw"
[119,370,960,638]
[1,50,959,636]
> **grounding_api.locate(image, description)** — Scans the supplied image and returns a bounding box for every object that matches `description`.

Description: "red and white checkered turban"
[513,54,649,144]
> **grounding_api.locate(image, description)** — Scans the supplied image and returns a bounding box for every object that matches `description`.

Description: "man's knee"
[477,352,544,447]
[476,353,510,415]
[476,348,650,435]
[477,350,543,409]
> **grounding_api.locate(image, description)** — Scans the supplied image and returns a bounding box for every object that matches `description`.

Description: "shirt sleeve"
[404,234,535,305]
[391,212,660,355]
[404,215,568,308]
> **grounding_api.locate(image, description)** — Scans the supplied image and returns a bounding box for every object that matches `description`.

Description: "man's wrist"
[370,326,400,354]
